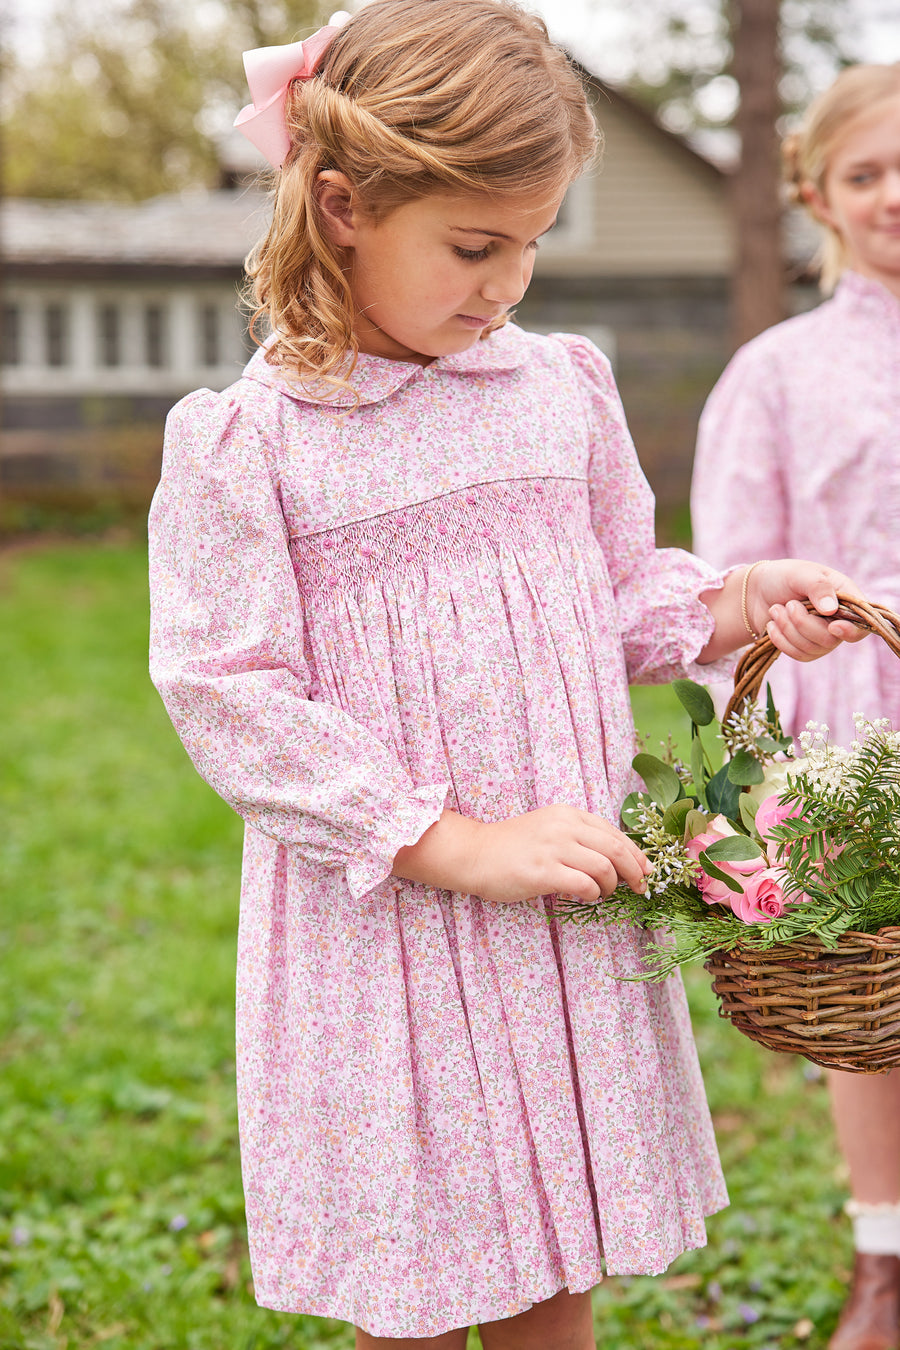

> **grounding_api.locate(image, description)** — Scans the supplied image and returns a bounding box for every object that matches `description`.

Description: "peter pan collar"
[835,270,900,323]
[240,320,530,407]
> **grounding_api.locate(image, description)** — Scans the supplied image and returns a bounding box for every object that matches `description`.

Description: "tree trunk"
[731,0,785,349]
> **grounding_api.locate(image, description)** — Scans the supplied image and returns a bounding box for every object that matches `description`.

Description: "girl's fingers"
[828,618,867,643]
[767,624,826,663]
[768,600,839,661]
[556,862,612,903]
[801,571,840,617]
[578,815,650,891]
[565,841,646,895]
[477,807,652,904]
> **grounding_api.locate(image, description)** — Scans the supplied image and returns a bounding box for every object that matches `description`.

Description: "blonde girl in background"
[692,64,900,1350]
[149,4,867,1345]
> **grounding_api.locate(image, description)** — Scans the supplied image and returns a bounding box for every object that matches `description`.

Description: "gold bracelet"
[741,561,769,641]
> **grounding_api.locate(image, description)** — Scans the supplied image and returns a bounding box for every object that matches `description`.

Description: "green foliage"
[706,760,743,816]
[563,680,900,979]
[703,836,764,863]
[596,0,855,136]
[772,738,900,931]
[3,0,323,200]
[673,678,715,726]
[727,749,766,786]
[632,752,683,807]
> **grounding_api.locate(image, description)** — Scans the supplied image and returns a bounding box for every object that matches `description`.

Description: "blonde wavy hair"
[783,63,900,293]
[245,0,598,397]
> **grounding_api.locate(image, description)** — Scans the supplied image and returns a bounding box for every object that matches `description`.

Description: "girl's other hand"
[749,559,867,660]
[699,558,868,663]
[393,806,651,905]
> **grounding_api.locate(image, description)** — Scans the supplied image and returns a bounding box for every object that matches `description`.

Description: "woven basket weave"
[705,593,900,1074]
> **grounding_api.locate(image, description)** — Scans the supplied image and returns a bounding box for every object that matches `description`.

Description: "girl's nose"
[480,256,530,307]
[882,168,900,208]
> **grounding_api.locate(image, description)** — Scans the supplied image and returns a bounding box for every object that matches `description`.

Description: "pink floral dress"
[149,323,730,1337]
[692,271,900,744]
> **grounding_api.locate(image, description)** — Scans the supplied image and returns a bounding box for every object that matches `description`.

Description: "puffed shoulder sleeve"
[690,338,789,568]
[557,334,733,685]
[148,389,447,899]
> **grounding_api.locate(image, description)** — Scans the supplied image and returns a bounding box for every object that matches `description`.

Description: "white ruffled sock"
[846,1200,900,1255]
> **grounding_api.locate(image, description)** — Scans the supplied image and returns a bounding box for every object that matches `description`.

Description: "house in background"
[0,71,820,538]
[1,190,263,423]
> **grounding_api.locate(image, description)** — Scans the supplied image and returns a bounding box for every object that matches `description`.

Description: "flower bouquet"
[563,596,900,1072]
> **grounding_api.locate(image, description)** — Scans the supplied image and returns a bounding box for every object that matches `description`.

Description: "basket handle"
[723,592,900,726]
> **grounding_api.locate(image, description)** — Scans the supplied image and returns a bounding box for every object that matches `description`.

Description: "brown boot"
[830,1253,900,1350]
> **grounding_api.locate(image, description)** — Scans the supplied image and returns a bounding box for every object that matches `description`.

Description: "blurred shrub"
[0,422,163,539]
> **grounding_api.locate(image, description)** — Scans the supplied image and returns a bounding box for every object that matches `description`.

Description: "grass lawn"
[0,541,855,1349]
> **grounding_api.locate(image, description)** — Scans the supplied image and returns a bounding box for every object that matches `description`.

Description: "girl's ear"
[316,171,358,248]
[801,180,837,231]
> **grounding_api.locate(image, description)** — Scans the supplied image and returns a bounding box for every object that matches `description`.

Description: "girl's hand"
[393,806,650,904]
[748,560,866,659]
[699,559,867,663]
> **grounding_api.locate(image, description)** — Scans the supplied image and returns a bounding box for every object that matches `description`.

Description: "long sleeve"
[559,335,732,685]
[148,389,447,899]
[690,340,790,568]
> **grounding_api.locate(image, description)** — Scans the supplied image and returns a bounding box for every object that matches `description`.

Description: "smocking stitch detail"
[290,478,591,602]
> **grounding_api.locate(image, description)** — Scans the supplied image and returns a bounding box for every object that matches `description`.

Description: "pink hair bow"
[234,12,351,169]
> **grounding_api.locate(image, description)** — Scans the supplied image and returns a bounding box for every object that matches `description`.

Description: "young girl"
[149,4,865,1345]
[691,64,900,1350]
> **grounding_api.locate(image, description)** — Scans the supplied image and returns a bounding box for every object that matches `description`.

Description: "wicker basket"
[705,593,900,1074]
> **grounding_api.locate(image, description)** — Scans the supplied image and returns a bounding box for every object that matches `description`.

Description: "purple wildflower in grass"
[739,1302,761,1324]
[11,1226,30,1247]
[169,1213,188,1232]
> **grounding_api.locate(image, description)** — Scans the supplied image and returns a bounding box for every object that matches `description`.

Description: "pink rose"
[687,831,765,907]
[685,831,721,862]
[697,867,745,905]
[755,793,801,846]
[731,867,789,923]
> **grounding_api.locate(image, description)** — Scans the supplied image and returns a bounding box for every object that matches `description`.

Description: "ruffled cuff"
[678,565,739,686]
[344,781,450,900]
[622,553,736,686]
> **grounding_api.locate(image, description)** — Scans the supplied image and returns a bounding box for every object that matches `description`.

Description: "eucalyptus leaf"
[621,791,649,831]
[727,749,765,785]
[685,809,711,840]
[739,793,762,836]
[672,679,715,727]
[632,753,683,808]
[698,851,746,894]
[662,798,692,837]
[704,835,764,863]
[690,734,708,807]
[757,735,793,755]
[706,763,742,818]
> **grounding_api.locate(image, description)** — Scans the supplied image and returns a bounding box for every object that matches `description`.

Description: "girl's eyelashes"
[452,241,542,262]
[453,245,491,261]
